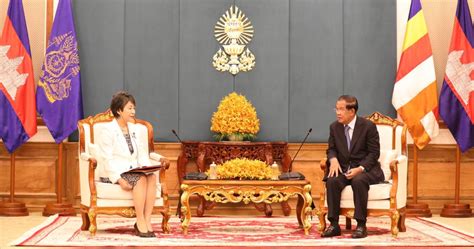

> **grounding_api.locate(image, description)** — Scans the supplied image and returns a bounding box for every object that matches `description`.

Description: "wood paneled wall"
[1,142,473,215]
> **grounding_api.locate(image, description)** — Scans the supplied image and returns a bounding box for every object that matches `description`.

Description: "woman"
[97,91,169,237]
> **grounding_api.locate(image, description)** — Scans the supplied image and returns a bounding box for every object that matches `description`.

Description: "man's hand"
[117,178,132,191]
[328,158,342,177]
[160,157,170,168]
[345,166,364,179]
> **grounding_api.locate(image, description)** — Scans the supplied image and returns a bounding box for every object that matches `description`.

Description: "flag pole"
[38,0,80,216]
[43,142,76,216]
[440,145,472,217]
[0,151,28,216]
[406,145,431,217]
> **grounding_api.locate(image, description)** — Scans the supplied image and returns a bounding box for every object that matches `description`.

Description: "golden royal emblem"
[38,31,80,103]
[213,5,255,75]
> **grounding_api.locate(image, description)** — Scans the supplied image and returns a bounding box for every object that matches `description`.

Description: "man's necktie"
[344,125,351,151]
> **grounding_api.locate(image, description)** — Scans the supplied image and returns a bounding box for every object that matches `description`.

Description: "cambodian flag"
[36,0,83,143]
[440,0,474,153]
[0,0,37,153]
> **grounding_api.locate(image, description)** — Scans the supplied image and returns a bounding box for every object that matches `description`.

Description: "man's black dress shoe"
[352,226,368,238]
[321,225,341,237]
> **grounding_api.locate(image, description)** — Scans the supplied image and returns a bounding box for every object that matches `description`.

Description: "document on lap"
[127,164,162,173]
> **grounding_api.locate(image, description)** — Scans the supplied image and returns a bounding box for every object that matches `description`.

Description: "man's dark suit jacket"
[324,116,384,183]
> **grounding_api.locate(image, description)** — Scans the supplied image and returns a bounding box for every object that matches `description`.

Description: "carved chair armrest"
[79,152,97,173]
[319,158,328,207]
[389,155,408,209]
[149,151,169,199]
[79,152,97,188]
[148,152,169,194]
[86,157,98,206]
[161,161,170,170]
[320,158,328,171]
[79,151,98,204]
[388,155,407,188]
[159,169,169,199]
[389,159,399,206]
[150,152,170,170]
[388,155,408,209]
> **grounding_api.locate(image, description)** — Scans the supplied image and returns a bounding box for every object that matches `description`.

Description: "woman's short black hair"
[110,91,136,118]
[338,95,358,113]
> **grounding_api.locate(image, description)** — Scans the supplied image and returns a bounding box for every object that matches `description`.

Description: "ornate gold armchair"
[316,112,408,237]
[78,110,170,236]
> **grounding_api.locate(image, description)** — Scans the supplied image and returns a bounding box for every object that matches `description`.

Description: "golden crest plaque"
[213,5,255,75]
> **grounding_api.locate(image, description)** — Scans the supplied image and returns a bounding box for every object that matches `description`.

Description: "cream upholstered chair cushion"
[338,149,398,203]
[335,154,408,209]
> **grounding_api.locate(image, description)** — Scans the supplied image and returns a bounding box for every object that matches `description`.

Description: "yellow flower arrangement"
[209,158,273,180]
[211,92,260,141]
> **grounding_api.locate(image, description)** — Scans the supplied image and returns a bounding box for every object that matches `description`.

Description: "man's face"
[335,100,355,125]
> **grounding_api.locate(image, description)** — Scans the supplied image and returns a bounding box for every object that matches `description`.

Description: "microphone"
[171,129,183,143]
[171,129,207,181]
[289,128,312,172]
[279,128,312,180]
[171,129,208,219]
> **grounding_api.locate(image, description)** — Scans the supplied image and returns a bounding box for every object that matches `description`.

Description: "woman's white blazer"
[96,119,153,183]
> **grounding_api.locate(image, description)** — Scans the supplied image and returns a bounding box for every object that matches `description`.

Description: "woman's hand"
[160,157,170,168]
[117,178,133,191]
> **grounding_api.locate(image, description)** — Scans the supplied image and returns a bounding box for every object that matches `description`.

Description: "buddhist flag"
[392,0,439,150]
[0,0,37,153]
[439,0,474,153]
[36,0,83,143]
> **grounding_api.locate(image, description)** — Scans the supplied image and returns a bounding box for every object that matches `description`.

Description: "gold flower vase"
[228,133,244,141]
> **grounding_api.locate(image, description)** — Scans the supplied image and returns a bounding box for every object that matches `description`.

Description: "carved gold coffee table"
[180,180,313,235]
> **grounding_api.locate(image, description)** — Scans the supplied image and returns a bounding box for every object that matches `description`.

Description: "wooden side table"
[180,180,313,235]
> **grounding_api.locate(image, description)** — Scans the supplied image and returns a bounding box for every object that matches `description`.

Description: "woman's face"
[118,101,136,123]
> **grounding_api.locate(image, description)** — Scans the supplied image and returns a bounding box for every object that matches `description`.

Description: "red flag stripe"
[0,17,36,137]
[396,34,432,82]
[0,18,36,137]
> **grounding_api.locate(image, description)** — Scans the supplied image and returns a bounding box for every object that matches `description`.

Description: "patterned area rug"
[11,215,474,247]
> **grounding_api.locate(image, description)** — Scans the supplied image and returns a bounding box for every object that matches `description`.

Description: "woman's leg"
[133,175,148,233]
[144,173,157,231]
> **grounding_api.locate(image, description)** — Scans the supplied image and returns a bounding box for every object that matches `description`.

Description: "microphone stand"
[172,129,183,143]
[281,128,312,179]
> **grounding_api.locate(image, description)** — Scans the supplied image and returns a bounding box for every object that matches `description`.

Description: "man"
[321,95,384,239]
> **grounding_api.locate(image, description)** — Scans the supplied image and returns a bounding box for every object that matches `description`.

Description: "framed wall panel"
[124,0,180,141]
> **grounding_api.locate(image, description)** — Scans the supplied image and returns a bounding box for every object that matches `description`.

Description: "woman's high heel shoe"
[134,223,153,238]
